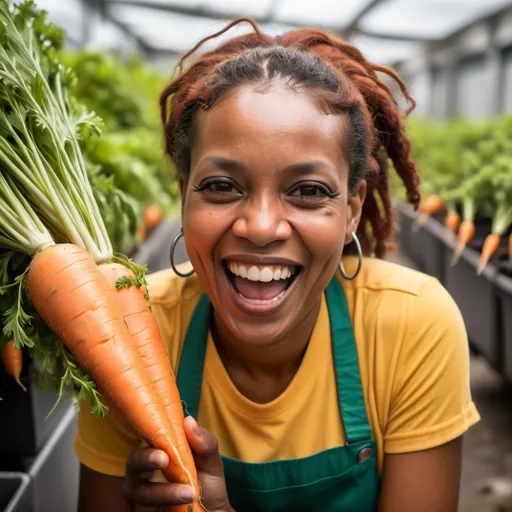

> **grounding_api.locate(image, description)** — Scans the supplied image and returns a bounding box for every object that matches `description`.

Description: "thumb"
[184,416,224,476]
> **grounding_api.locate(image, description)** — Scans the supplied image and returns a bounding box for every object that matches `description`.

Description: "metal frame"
[80,0,512,68]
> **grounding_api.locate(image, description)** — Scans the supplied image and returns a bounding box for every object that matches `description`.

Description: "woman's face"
[180,82,365,346]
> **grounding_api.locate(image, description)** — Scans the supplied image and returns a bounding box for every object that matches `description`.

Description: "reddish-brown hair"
[160,18,420,257]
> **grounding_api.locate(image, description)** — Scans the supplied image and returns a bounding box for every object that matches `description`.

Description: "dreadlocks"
[160,18,421,257]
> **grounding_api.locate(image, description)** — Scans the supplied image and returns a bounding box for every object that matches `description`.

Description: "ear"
[344,179,366,245]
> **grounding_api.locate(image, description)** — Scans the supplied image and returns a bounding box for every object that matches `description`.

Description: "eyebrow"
[199,156,335,175]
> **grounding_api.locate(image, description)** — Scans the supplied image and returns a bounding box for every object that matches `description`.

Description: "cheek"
[181,194,231,266]
[294,207,347,262]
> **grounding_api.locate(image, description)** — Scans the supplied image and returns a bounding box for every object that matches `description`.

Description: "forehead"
[192,83,347,167]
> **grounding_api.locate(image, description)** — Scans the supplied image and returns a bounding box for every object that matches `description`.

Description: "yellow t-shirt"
[74,257,480,476]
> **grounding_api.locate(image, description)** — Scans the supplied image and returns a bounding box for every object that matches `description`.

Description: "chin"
[223,316,293,347]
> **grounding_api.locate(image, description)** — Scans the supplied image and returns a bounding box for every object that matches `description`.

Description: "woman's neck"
[212,300,321,403]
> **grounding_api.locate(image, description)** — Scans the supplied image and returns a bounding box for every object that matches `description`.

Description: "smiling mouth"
[223,260,301,305]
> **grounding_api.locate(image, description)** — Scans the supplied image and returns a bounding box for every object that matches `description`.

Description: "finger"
[184,416,218,455]
[123,481,195,507]
[184,416,223,474]
[126,447,169,477]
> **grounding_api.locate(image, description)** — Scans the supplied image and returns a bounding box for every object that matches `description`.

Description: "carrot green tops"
[74,257,480,476]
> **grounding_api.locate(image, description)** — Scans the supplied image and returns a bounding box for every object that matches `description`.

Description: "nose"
[232,196,292,247]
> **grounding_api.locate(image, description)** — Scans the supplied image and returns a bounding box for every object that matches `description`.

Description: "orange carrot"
[26,244,199,503]
[100,263,200,511]
[1,341,26,392]
[137,224,146,244]
[478,234,501,275]
[413,194,445,231]
[452,220,476,265]
[144,203,164,232]
[421,194,444,215]
[445,209,461,233]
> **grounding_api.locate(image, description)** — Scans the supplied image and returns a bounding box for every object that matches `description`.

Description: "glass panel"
[274,0,372,28]
[407,71,431,116]
[35,0,85,44]
[501,46,512,112]
[205,0,275,18]
[359,0,512,40]
[456,55,490,118]
[104,0,273,18]
[109,5,294,53]
[430,67,450,120]
[350,34,420,65]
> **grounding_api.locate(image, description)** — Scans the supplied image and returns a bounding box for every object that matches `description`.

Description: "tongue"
[233,276,289,300]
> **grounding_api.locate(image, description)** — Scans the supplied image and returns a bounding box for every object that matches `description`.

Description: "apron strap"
[326,278,372,444]
[176,278,373,444]
[176,293,211,419]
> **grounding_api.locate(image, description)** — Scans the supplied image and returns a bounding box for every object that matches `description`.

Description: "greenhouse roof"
[36,0,512,64]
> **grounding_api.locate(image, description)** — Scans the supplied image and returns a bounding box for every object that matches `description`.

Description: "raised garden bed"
[394,201,511,378]
[0,472,30,512]
[496,271,512,382]
[395,202,446,284]
[0,355,71,461]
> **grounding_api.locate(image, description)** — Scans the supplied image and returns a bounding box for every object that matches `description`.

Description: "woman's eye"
[290,183,332,199]
[207,181,236,193]
[194,179,242,199]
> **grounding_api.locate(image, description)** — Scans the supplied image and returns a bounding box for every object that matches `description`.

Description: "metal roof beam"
[105,0,279,24]
[343,0,386,33]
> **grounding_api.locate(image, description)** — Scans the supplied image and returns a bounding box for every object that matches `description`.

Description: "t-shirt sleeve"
[383,278,480,454]
[74,399,140,477]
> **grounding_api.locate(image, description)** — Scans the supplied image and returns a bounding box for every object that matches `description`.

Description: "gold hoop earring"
[169,228,195,278]
[339,231,362,281]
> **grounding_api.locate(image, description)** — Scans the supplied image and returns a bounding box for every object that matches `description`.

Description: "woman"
[76,19,480,512]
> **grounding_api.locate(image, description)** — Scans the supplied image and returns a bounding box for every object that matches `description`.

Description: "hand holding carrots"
[124,416,233,512]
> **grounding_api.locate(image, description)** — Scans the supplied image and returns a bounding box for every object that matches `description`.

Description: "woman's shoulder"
[146,262,202,307]
[343,255,467,349]
[343,255,436,297]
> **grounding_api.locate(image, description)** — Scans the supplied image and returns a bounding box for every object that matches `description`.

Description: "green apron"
[176,277,379,511]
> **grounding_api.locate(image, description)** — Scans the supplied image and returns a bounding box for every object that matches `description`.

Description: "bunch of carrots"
[0,2,200,510]
[407,113,512,275]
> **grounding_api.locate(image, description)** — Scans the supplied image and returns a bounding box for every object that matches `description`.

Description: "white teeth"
[239,288,287,304]
[227,261,297,282]
[259,267,274,282]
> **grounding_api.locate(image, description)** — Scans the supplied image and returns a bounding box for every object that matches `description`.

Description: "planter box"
[394,202,446,283]
[27,406,79,512]
[133,220,188,272]
[395,202,415,259]
[441,236,501,368]
[496,273,512,383]
[0,358,71,459]
[0,472,31,512]
[414,216,446,284]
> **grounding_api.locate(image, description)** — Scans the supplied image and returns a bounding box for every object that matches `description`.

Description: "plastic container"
[395,201,414,258]
[442,237,501,368]
[496,273,512,383]
[395,201,446,284]
[132,220,188,272]
[0,472,31,512]
[27,405,79,512]
[414,215,447,284]
[0,358,70,458]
